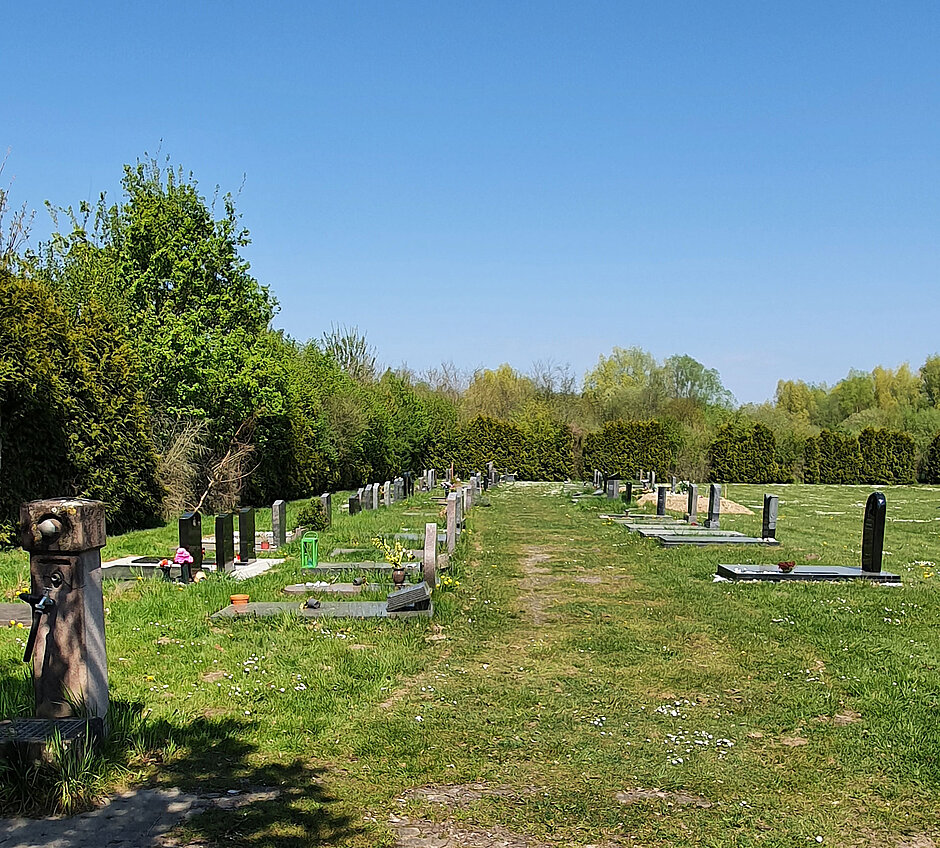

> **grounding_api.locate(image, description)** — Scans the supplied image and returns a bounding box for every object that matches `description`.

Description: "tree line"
[2,156,939,541]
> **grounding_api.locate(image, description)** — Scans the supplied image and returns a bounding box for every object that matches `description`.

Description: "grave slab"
[716,564,900,583]
[657,535,780,547]
[311,561,420,574]
[633,527,745,537]
[211,601,434,619]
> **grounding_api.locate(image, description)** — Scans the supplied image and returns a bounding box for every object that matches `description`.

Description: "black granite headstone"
[624,482,633,504]
[656,486,667,516]
[861,491,887,573]
[215,513,235,574]
[238,507,255,563]
[686,484,698,522]
[706,483,721,530]
[178,511,201,582]
[348,494,361,516]
[761,494,778,540]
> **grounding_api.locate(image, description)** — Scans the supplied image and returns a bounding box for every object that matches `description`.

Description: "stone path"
[0,788,200,848]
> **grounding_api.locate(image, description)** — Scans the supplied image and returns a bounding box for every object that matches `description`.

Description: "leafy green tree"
[662,354,734,408]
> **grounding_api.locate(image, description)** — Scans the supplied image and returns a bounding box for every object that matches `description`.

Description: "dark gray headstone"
[238,507,255,562]
[606,478,620,500]
[761,494,779,540]
[272,499,287,548]
[178,511,201,581]
[686,484,698,522]
[861,491,887,573]
[656,486,667,516]
[624,481,633,504]
[348,494,361,515]
[706,484,721,530]
[320,492,332,527]
[215,513,235,573]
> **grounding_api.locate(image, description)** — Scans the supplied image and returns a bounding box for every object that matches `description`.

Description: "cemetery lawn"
[0,483,938,845]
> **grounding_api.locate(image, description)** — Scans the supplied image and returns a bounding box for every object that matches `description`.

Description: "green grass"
[0,482,938,846]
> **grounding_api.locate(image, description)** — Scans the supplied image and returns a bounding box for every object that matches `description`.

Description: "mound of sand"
[636,492,754,515]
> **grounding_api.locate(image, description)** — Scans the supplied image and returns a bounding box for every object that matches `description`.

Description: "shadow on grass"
[0,675,363,846]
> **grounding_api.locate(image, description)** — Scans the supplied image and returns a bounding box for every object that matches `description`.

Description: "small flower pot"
[230,594,250,606]
[777,561,796,573]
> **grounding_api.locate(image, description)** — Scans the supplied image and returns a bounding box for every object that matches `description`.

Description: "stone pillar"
[320,493,332,528]
[705,484,721,530]
[762,494,779,539]
[238,507,255,563]
[861,492,887,572]
[686,484,698,523]
[446,492,458,553]
[215,513,235,573]
[178,511,202,580]
[19,498,109,723]
[272,499,287,548]
[423,522,438,589]
[656,485,667,516]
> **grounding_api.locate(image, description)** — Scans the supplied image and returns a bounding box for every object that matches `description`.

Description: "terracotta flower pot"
[230,594,250,606]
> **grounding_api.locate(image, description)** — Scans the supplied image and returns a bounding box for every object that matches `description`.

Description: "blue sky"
[4,1,939,403]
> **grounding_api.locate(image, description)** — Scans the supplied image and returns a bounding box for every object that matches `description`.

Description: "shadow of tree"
[0,685,366,847]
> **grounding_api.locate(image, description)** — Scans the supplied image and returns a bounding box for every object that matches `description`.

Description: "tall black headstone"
[686,484,698,522]
[761,494,779,540]
[348,494,361,516]
[238,507,255,563]
[656,485,667,516]
[705,483,721,530]
[624,481,633,505]
[215,513,235,574]
[861,491,887,573]
[178,511,202,582]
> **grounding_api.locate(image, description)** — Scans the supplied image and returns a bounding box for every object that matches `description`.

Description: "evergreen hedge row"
[0,273,163,542]
[923,433,940,483]
[581,419,679,480]
[707,422,783,483]
[430,416,574,480]
[803,428,916,484]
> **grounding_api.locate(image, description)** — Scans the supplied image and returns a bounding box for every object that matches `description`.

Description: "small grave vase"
[392,566,407,589]
[777,561,796,573]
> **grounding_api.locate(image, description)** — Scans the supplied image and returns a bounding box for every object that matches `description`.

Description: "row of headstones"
[348,474,415,515]
[594,469,679,494]
[444,473,483,553]
[599,474,779,540]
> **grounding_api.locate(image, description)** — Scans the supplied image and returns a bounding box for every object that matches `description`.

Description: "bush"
[801,428,914,484]
[923,432,940,483]
[581,419,679,480]
[295,499,328,531]
[707,422,782,482]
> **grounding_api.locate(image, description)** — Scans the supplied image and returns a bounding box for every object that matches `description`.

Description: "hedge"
[581,419,679,481]
[803,428,915,484]
[707,422,782,483]
[430,416,573,480]
[923,433,940,483]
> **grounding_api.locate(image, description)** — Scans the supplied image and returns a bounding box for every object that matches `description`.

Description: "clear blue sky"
[5,1,939,403]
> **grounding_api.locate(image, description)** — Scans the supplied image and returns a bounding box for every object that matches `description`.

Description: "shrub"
[707,422,781,482]
[581,419,679,480]
[923,433,940,483]
[295,499,328,531]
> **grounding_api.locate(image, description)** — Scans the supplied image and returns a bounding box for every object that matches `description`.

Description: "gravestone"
[238,507,256,563]
[761,494,779,539]
[371,483,379,511]
[606,478,620,500]
[638,469,645,490]
[446,492,458,552]
[671,475,677,493]
[384,481,392,508]
[178,511,202,581]
[455,489,464,537]
[215,513,235,574]
[429,469,436,488]
[650,471,656,491]
[686,484,698,522]
[624,481,633,504]
[320,493,332,528]
[861,491,887,572]
[465,483,474,511]
[657,485,667,516]
[705,484,721,530]
[272,499,287,548]
[423,522,438,589]
[348,494,361,515]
